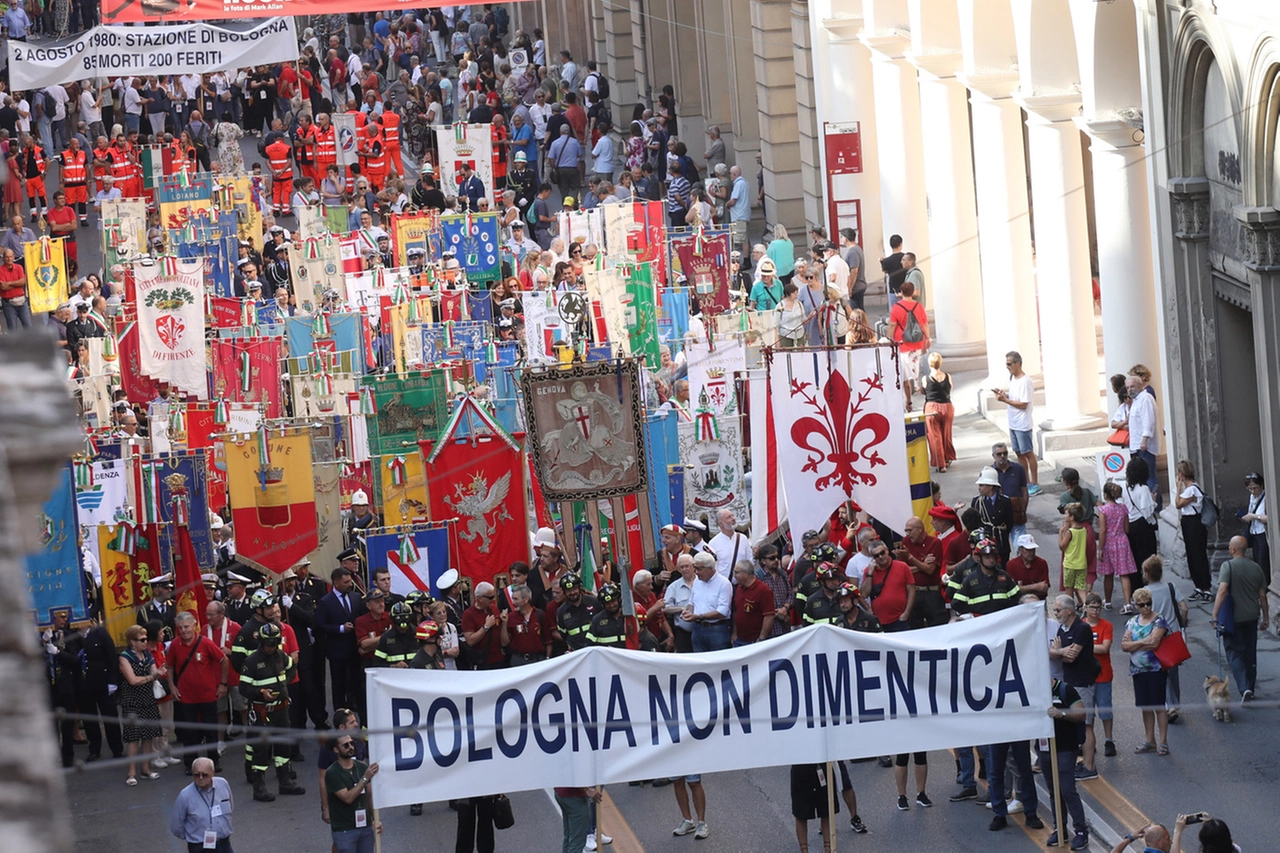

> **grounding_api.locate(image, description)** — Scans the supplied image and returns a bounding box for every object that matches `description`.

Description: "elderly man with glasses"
[170,757,235,852]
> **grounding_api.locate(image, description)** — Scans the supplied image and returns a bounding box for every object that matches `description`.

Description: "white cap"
[352,489,369,506]
[437,568,460,589]
[1016,534,1039,551]
[975,466,1001,487]
[210,516,224,530]
[532,526,559,552]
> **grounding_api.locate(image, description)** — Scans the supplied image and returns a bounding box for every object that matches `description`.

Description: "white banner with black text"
[7,19,299,90]
[367,604,1052,806]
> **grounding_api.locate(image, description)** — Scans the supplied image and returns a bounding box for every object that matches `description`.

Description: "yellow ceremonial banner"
[98,526,138,647]
[376,451,430,527]
[224,429,319,573]
[392,211,437,267]
[387,298,433,372]
[225,177,264,252]
[25,237,67,314]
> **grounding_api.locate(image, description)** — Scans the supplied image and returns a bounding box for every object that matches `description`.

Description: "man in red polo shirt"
[633,570,674,651]
[167,611,229,774]
[461,582,507,670]
[500,583,550,665]
[1005,534,1050,599]
[895,516,948,628]
[731,560,776,645]
[861,542,916,632]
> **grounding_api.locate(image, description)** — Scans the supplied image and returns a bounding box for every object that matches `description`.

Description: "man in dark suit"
[137,574,177,639]
[291,558,330,729]
[280,560,328,731]
[315,560,362,713]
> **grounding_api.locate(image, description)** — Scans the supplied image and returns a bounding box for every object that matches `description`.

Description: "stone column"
[752,0,804,234]
[1237,205,1280,598]
[601,0,638,115]
[858,33,932,298]
[1080,119,1162,399]
[1015,94,1105,429]
[911,55,986,360]
[963,75,1040,380]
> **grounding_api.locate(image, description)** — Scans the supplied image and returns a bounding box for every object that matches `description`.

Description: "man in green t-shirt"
[325,734,380,851]
[1213,536,1270,701]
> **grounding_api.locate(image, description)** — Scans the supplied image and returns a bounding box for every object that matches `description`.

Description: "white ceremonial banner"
[685,336,745,418]
[333,113,359,168]
[770,345,912,533]
[135,257,206,398]
[8,19,299,89]
[435,124,494,204]
[75,459,129,527]
[584,267,629,357]
[368,605,1052,806]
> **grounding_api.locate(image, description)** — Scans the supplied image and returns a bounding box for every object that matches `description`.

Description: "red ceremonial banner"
[630,200,667,286]
[116,317,161,405]
[670,230,732,314]
[419,398,528,587]
[211,337,284,419]
[185,403,227,512]
[172,523,210,620]
[209,296,244,329]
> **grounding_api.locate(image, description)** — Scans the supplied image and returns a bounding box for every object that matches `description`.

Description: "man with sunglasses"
[991,442,1030,544]
[326,735,381,852]
[170,757,235,852]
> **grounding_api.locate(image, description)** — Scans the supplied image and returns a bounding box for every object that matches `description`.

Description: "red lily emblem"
[155,314,185,350]
[789,369,890,491]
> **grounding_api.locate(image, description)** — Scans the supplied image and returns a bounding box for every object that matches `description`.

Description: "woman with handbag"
[1242,472,1269,575]
[1106,373,1130,447]
[1120,587,1172,756]
[1123,457,1159,571]
[118,624,166,786]
[1141,556,1190,719]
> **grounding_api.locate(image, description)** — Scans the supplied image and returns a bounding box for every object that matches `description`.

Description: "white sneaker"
[151,759,166,770]
[673,819,696,837]
[165,756,182,767]
[695,821,710,839]
[1008,798,1024,814]
[597,833,612,845]
[585,832,597,851]
[217,741,226,756]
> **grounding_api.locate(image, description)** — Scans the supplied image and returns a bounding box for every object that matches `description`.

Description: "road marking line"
[600,789,645,853]
[1080,776,1151,831]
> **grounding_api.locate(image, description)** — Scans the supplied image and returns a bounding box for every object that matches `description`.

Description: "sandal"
[1157,743,1170,756]
[125,776,137,786]
[1133,742,1156,754]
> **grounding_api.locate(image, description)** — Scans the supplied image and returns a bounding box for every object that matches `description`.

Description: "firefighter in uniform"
[410,620,445,670]
[238,622,306,801]
[792,543,838,616]
[837,583,881,633]
[554,574,598,653]
[265,133,294,217]
[230,588,276,781]
[19,136,48,221]
[944,530,989,603]
[59,138,90,225]
[950,539,1021,617]
[803,563,844,626]
[586,583,626,648]
[372,603,418,668]
[380,103,401,178]
[405,590,434,624]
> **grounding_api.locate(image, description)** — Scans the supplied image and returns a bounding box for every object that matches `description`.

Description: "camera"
[1186,813,1209,825]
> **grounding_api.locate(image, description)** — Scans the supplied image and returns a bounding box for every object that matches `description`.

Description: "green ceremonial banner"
[361,371,450,457]
[625,262,661,369]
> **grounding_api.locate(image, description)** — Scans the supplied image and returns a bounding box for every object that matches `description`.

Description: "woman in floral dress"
[215,120,244,174]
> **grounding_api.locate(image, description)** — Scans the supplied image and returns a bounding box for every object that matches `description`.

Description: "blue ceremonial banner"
[26,464,87,627]
[366,527,452,598]
[488,342,523,434]
[658,288,689,350]
[466,291,493,324]
[175,212,238,297]
[422,322,490,382]
[286,312,367,373]
[668,465,686,528]
[154,451,215,570]
[440,212,501,282]
[645,410,681,545]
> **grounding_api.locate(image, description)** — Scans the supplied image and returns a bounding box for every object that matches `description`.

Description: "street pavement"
[62,402,1275,852]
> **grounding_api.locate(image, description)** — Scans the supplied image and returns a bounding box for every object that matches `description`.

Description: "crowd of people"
[15,6,1264,853]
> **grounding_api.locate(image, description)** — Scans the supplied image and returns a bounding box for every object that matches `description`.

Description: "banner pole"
[373,806,382,853]
[1048,736,1064,844]
[826,761,836,853]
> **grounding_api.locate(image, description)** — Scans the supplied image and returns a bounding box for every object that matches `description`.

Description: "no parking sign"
[1096,449,1129,490]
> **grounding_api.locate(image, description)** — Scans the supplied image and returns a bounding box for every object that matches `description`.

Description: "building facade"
[514,0,1278,609]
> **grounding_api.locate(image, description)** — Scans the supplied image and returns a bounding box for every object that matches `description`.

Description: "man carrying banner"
[683,552,732,652]
[500,584,550,665]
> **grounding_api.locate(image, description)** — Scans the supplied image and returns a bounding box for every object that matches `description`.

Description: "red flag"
[116,318,161,405]
[172,522,210,620]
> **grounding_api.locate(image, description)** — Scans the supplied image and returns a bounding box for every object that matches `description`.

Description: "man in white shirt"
[15,96,31,134]
[1125,374,1160,507]
[179,73,201,114]
[79,83,104,141]
[994,351,1041,495]
[682,552,733,651]
[822,241,851,302]
[46,85,69,151]
[559,51,579,93]
[845,527,880,586]
[708,509,749,581]
[590,131,614,182]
